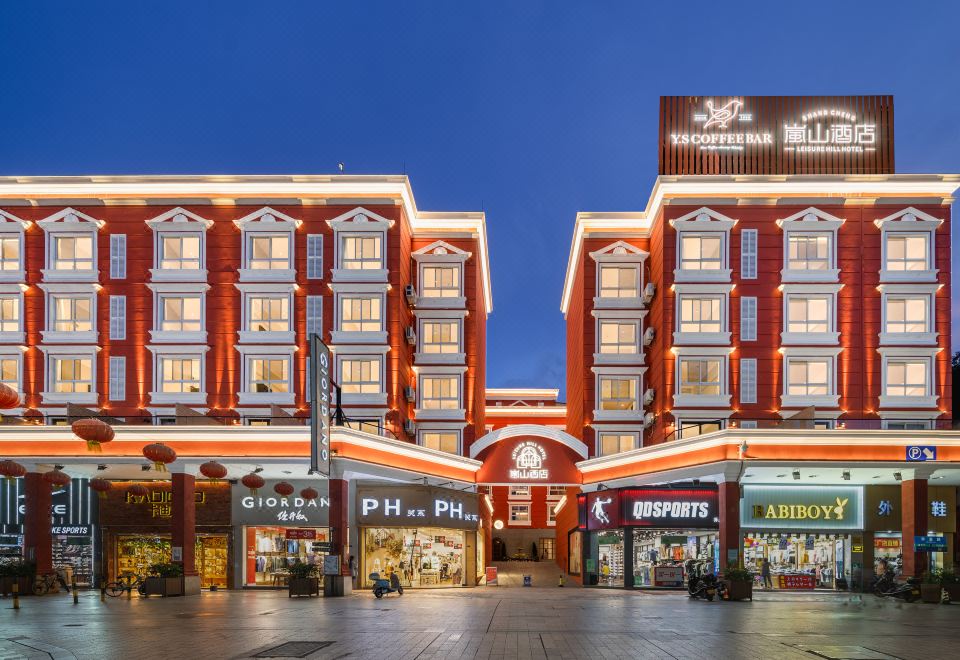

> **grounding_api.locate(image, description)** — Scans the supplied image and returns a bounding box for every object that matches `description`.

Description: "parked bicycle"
[33,570,70,596]
[105,572,146,597]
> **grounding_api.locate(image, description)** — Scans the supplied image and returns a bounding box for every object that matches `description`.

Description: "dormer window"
[147,208,212,283]
[412,240,471,308]
[590,241,649,309]
[422,265,460,298]
[599,266,638,298]
[39,208,102,283]
[670,208,734,283]
[341,235,382,270]
[778,208,844,283]
[235,207,299,283]
[328,208,392,283]
[876,208,942,283]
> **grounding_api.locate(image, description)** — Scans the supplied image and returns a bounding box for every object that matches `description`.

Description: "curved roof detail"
[469,424,588,460]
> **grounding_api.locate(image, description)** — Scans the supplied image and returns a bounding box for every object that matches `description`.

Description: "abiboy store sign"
[741,486,863,530]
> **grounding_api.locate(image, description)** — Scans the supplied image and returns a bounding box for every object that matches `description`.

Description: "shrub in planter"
[722,565,754,601]
[288,560,320,597]
[0,559,35,596]
[940,571,960,602]
[921,570,946,604]
[143,562,185,597]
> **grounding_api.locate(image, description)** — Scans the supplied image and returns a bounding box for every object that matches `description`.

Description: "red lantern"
[241,473,265,495]
[89,478,111,500]
[300,487,319,501]
[199,461,227,482]
[127,483,149,501]
[0,459,26,482]
[142,443,176,472]
[0,383,19,409]
[41,469,71,490]
[273,481,295,497]
[72,418,115,452]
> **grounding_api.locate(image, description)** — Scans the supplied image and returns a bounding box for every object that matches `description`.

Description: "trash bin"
[523,575,532,587]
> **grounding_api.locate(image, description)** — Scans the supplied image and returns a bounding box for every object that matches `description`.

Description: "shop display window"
[245,526,329,587]
[362,527,465,588]
[115,534,228,589]
[631,530,717,587]
[874,533,901,576]
[743,533,851,590]
[594,529,624,587]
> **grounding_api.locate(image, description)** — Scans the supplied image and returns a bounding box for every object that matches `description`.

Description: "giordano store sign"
[741,486,864,530]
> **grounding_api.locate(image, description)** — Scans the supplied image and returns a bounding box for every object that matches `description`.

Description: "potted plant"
[142,562,185,597]
[722,565,754,601]
[940,570,960,602]
[288,560,320,598]
[0,559,35,596]
[920,570,944,604]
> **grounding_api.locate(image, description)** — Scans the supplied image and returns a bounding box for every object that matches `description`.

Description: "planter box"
[724,580,753,601]
[920,584,942,604]
[142,576,184,597]
[0,576,33,596]
[944,583,960,603]
[288,577,320,598]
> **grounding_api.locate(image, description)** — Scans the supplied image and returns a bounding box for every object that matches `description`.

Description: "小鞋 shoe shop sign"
[357,485,480,529]
[232,480,330,526]
[741,485,864,530]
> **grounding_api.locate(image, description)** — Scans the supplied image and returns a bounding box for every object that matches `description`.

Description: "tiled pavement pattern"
[1,588,958,659]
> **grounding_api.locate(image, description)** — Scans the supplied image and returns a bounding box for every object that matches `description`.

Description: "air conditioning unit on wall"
[404,285,418,306]
[643,327,655,346]
[405,326,417,345]
[642,282,656,304]
[403,419,416,435]
[403,386,415,402]
[643,388,655,406]
[642,412,655,429]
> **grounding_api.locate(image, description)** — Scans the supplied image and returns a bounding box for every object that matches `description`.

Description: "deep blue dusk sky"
[2,1,958,396]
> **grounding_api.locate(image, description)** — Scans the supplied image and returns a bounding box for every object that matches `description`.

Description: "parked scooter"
[369,571,404,599]
[685,560,718,601]
[873,569,920,602]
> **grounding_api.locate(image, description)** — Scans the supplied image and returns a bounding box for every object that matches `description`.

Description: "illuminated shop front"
[577,486,720,588]
[741,485,863,591]
[357,484,481,588]
[99,481,232,589]
[231,480,330,588]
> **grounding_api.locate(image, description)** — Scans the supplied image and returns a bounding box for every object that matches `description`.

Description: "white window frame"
[108,355,126,401]
[877,347,939,409]
[146,208,212,283]
[597,431,640,456]
[674,418,726,440]
[148,345,210,406]
[331,285,389,344]
[591,366,646,422]
[413,240,472,309]
[509,503,531,526]
[109,295,126,341]
[417,429,461,455]
[415,366,466,421]
[508,485,531,499]
[235,208,299,283]
[39,285,97,344]
[148,283,209,344]
[879,285,937,346]
[592,309,647,366]
[670,208,734,284]
[419,375,460,410]
[739,357,757,405]
[876,207,942,284]
[235,344,297,406]
[328,208,392,284]
[781,284,841,345]
[306,295,324,339]
[110,234,127,280]
[778,208,843,283]
[0,210,28,283]
[740,296,757,341]
[40,347,98,405]
[306,234,324,280]
[740,228,758,279]
[0,347,24,408]
[673,284,732,345]
[597,319,641,355]
[333,348,388,406]
[0,286,25,343]
[672,346,731,409]
[38,208,102,283]
[420,319,461,354]
[236,284,296,344]
[590,241,649,310]
[780,347,842,409]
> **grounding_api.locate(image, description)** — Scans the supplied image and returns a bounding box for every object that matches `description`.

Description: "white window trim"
[780,283,842,346]
[147,344,210,405]
[109,295,126,341]
[38,283,98,344]
[415,317,465,365]
[875,207,942,284]
[877,346,940,409]
[0,210,29,283]
[507,485,532,501]
[306,234,324,280]
[327,207,392,283]
[592,312,645,365]
[415,366,467,421]
[740,357,757,405]
[740,228,758,280]
[672,347,731,409]
[508,503,532,526]
[0,346,25,412]
[780,346,843,409]
[38,345,98,405]
[673,283,732,345]
[234,207,299,283]
[596,429,641,456]
[37,208,103,283]
[591,366,647,422]
[878,284,938,346]
[670,207,735,284]
[674,416,729,439]
[416,427,463,455]
[108,355,126,402]
[333,348,388,406]
[414,241,471,309]
[146,207,212,283]
[235,344,297,405]
[740,296,757,342]
[777,207,843,283]
[235,283,296,344]
[591,240,649,309]
[109,233,127,280]
[0,284,25,344]
[331,285,388,344]
[147,282,210,344]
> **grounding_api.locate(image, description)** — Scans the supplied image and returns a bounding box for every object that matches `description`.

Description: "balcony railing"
[664,417,954,442]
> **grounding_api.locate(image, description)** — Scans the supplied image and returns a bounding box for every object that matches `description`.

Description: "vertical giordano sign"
[659,95,894,175]
[741,485,864,530]
[310,333,332,477]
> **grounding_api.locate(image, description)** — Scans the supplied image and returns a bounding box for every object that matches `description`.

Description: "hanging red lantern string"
[72,418,115,452]
[199,461,227,483]
[0,459,26,482]
[89,478,112,500]
[241,473,265,496]
[300,487,319,501]
[127,483,150,501]
[273,481,295,497]
[0,383,20,410]
[41,469,71,491]
[142,443,177,472]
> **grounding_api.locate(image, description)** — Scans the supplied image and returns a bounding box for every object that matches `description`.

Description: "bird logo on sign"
[703,99,744,129]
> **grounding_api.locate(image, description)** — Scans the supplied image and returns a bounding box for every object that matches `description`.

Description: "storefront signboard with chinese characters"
[579,486,719,531]
[474,435,582,485]
[356,485,480,530]
[778,574,816,590]
[653,565,684,588]
[659,95,894,175]
[915,535,947,552]
[98,482,231,527]
[741,486,863,531]
[232,479,330,527]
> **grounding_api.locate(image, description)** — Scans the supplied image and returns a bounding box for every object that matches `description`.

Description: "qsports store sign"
[741,485,864,531]
[579,486,719,531]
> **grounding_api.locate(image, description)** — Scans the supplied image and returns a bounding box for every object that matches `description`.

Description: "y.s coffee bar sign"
[741,486,863,530]
[659,95,894,175]
[232,480,329,526]
[357,485,480,530]
[579,486,719,531]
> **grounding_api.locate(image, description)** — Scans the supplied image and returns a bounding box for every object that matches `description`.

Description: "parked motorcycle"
[873,569,919,602]
[685,560,718,601]
[369,571,404,599]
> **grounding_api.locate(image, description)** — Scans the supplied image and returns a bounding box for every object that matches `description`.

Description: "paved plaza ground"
[1,586,958,659]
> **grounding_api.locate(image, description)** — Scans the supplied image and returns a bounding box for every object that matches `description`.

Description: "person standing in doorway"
[761,558,772,590]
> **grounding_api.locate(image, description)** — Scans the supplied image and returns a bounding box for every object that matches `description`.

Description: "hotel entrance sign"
[659,96,894,175]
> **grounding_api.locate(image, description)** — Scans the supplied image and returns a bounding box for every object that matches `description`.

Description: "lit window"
[340,358,380,393]
[0,358,18,390]
[599,432,637,455]
[787,360,830,396]
[420,376,458,409]
[53,296,92,332]
[677,420,723,439]
[548,486,566,498]
[598,321,638,354]
[547,505,558,524]
[680,235,722,271]
[249,358,289,393]
[509,504,530,522]
[509,486,530,498]
[422,321,459,354]
[598,266,638,298]
[421,265,460,297]
[341,235,382,270]
[53,358,92,393]
[248,297,290,332]
[160,235,201,270]
[161,297,202,332]
[787,297,829,333]
[885,297,928,333]
[340,297,381,332]
[886,361,928,397]
[0,237,20,271]
[886,234,929,272]
[248,235,290,270]
[599,377,638,410]
[53,236,94,271]
[679,297,722,333]
[160,358,202,393]
[420,432,459,454]
[0,298,19,332]
[787,234,830,270]
[679,359,722,396]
